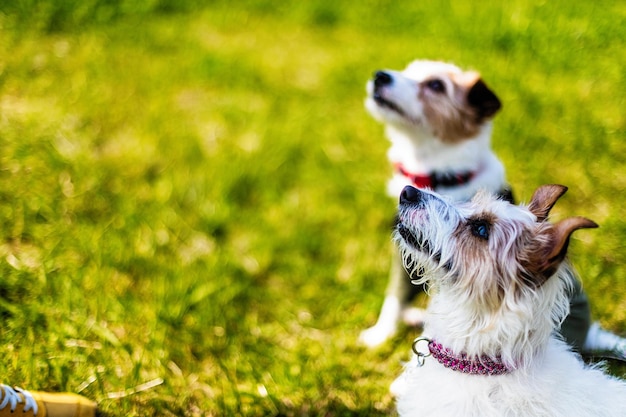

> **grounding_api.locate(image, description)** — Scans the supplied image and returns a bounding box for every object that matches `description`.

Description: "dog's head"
[395,184,597,310]
[365,60,501,143]
[395,184,597,363]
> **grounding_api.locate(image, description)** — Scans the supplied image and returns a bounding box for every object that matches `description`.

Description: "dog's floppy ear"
[467,79,501,120]
[528,184,569,222]
[535,216,598,284]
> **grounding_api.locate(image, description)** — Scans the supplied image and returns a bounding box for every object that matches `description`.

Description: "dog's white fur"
[392,184,626,417]
[360,60,508,347]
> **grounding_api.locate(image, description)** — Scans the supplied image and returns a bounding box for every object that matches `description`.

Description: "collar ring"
[411,337,432,367]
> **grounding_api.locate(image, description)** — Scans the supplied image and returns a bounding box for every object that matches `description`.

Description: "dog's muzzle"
[372,71,406,116]
[374,70,393,87]
[396,186,428,249]
[400,185,425,207]
[396,187,452,273]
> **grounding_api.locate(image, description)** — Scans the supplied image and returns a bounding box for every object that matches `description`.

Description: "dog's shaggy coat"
[392,184,626,417]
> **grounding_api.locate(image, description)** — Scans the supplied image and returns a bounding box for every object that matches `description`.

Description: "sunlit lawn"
[0,1,625,415]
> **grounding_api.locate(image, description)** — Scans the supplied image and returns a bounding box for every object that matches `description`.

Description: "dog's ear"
[467,79,501,120]
[535,216,598,283]
[528,184,568,222]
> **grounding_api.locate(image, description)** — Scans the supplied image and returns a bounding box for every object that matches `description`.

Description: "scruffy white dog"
[392,183,626,417]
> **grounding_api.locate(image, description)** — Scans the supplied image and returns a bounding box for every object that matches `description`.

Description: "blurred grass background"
[0,0,625,415]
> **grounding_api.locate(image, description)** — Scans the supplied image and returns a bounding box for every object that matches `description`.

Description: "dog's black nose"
[374,71,393,87]
[400,186,422,204]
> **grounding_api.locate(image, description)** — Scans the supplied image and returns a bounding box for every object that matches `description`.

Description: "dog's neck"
[421,270,571,371]
[385,124,494,173]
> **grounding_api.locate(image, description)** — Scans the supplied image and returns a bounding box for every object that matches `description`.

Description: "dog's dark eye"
[425,79,446,93]
[469,220,490,240]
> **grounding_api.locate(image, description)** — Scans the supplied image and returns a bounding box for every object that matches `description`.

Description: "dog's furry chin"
[392,186,626,417]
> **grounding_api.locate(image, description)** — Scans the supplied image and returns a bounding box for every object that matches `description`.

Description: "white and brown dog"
[392,184,626,417]
[360,60,513,348]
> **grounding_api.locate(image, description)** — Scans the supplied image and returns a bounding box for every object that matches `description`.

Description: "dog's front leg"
[360,249,425,347]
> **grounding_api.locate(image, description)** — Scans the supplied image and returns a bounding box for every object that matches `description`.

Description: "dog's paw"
[359,325,396,348]
[402,307,426,327]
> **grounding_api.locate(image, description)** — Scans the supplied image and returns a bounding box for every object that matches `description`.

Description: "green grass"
[0,1,625,415]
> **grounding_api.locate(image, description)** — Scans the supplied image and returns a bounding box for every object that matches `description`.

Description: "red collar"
[395,163,477,190]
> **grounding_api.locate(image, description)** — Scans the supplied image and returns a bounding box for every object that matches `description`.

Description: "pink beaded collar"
[412,337,511,376]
